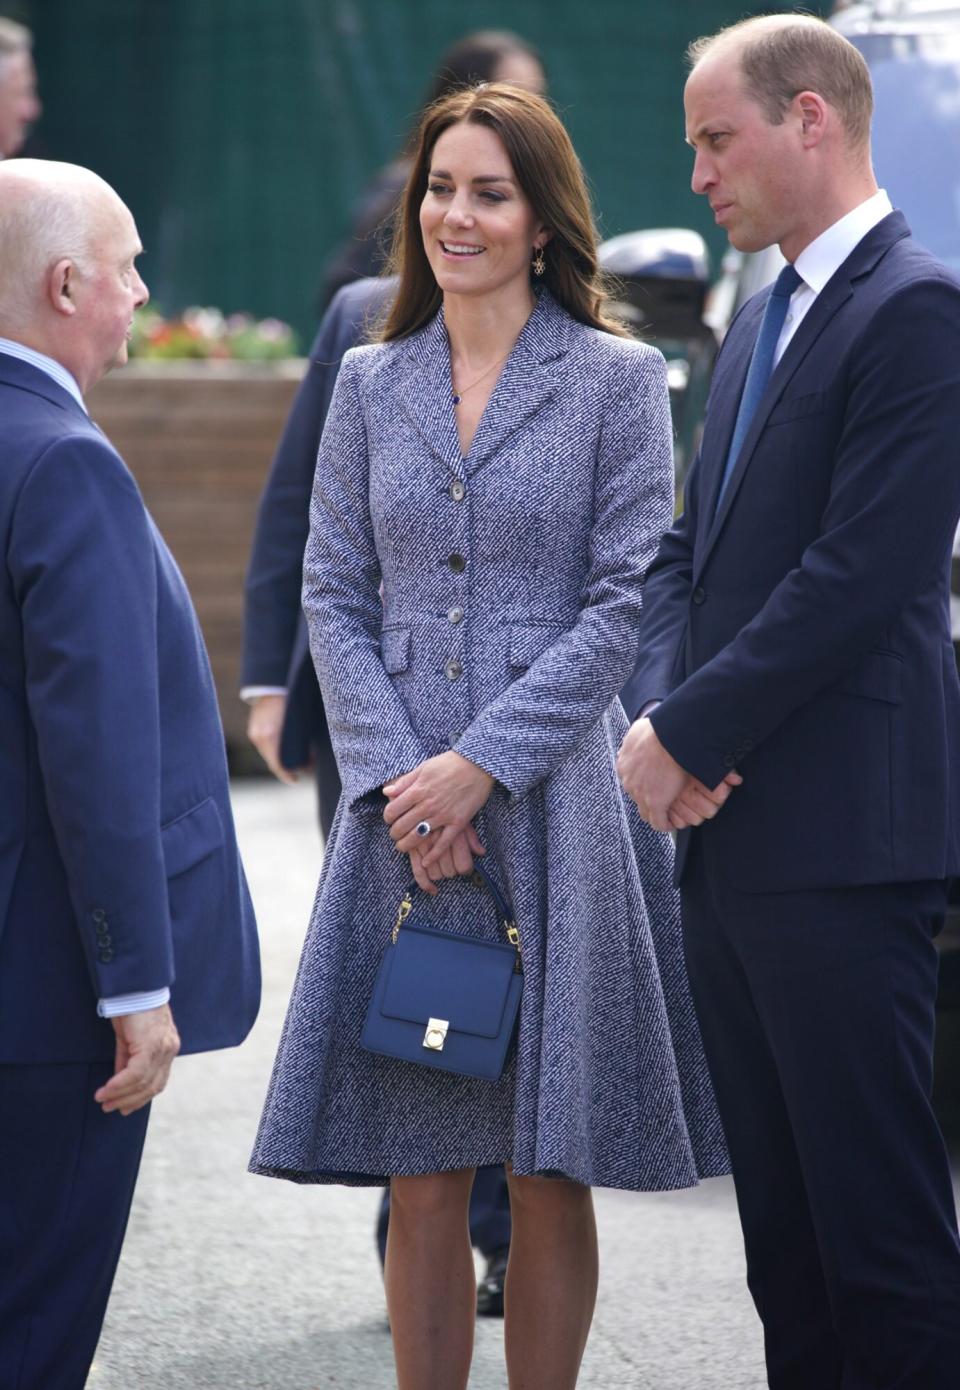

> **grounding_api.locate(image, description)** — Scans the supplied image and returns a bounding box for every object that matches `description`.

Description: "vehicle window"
[858,32,960,271]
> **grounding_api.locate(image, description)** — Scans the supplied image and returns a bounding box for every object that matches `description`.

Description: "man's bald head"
[0,160,124,329]
[688,13,874,155]
[0,161,147,392]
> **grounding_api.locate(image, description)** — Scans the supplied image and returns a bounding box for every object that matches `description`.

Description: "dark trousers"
[377,1165,512,1266]
[0,1061,149,1390]
[682,834,960,1389]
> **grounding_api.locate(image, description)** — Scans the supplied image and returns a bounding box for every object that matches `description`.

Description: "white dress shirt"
[0,337,171,1020]
[775,189,893,364]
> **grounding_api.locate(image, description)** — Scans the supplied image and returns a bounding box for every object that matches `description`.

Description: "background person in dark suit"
[618,15,960,1388]
[0,159,260,1390]
[242,274,513,1315]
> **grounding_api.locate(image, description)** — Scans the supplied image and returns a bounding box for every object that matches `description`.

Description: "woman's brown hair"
[379,83,626,341]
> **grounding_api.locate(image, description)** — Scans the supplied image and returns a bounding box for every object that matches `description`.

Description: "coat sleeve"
[302,349,430,811]
[454,347,675,799]
[651,274,960,789]
[10,434,174,1000]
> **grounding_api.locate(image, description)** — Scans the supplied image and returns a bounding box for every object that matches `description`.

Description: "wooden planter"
[87,359,306,767]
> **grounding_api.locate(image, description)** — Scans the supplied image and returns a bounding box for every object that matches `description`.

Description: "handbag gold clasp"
[423,1018,449,1051]
[392,893,412,944]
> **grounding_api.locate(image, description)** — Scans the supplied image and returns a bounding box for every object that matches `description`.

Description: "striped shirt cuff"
[97,987,171,1019]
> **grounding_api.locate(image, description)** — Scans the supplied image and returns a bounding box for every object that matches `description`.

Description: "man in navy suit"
[0,160,260,1390]
[243,276,513,1314]
[619,15,960,1388]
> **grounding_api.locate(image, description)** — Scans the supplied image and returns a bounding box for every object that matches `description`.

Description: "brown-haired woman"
[251,84,727,1389]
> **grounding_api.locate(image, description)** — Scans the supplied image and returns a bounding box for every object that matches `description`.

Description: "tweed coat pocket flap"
[834,648,903,705]
[380,627,411,674]
[509,622,566,669]
[381,925,517,1038]
[161,796,224,878]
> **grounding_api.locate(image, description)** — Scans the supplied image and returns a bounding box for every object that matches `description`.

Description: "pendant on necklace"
[452,392,462,406]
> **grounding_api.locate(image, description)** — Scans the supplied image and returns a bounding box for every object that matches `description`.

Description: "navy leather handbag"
[361,862,523,1081]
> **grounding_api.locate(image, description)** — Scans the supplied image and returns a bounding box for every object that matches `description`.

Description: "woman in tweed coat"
[251,84,727,1388]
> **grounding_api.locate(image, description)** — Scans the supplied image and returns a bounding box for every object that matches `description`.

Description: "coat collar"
[697,210,911,572]
[0,350,91,424]
[395,288,570,479]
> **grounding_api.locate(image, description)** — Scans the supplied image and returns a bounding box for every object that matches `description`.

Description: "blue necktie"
[716,263,803,507]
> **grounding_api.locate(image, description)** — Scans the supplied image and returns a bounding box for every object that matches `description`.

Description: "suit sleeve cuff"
[97,987,171,1019]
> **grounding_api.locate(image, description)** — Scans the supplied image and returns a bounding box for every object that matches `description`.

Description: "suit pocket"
[380,627,411,674]
[834,648,903,705]
[162,796,224,877]
[766,391,827,426]
[509,622,566,669]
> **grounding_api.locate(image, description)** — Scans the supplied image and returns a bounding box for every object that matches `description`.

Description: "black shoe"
[476,1248,508,1318]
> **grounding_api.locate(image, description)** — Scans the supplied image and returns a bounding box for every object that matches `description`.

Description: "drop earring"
[532,245,546,277]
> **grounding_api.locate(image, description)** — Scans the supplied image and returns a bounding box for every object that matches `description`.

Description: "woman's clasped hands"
[383,750,494,895]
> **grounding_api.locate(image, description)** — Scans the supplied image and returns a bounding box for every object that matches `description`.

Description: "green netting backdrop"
[15,1,826,344]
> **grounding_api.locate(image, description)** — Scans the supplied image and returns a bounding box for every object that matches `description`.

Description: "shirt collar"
[0,338,87,413]
[792,190,893,296]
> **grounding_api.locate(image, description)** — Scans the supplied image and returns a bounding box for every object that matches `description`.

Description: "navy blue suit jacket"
[627,213,960,891]
[0,354,261,1063]
[242,276,395,771]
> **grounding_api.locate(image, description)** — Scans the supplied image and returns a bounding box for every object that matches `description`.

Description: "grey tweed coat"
[250,290,728,1190]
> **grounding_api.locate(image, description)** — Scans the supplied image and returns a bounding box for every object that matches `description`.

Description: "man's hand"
[246,693,301,785]
[94,1004,181,1116]
[617,716,741,831]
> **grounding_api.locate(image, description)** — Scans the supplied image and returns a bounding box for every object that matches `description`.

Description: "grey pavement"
[87,780,958,1390]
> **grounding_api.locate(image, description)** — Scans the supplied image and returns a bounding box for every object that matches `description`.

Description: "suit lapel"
[0,351,90,424]
[696,212,911,577]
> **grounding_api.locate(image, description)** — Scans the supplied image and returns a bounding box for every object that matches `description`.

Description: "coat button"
[445,659,463,681]
[99,948,114,963]
[692,586,706,606]
[448,553,466,573]
[449,479,466,502]
[448,606,464,625]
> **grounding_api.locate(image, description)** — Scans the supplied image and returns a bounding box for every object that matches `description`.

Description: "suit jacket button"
[449,479,466,502]
[448,606,464,625]
[722,754,736,769]
[445,659,463,681]
[92,908,106,923]
[448,553,466,573]
[99,948,114,963]
[692,586,706,606]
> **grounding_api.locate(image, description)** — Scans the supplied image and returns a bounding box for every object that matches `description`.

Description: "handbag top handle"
[393,861,521,957]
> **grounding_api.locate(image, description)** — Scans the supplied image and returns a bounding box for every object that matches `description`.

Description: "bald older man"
[0,161,260,1389]
[0,18,40,159]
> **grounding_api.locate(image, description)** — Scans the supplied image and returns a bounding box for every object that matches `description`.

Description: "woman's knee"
[390,1168,475,1222]
[506,1171,593,1217]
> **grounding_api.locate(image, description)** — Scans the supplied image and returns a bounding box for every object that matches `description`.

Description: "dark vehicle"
[599,228,716,491]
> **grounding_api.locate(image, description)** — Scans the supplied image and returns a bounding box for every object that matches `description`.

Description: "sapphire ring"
[415,821,432,838]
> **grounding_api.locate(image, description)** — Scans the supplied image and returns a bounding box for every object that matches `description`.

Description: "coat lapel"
[464,291,567,474]
[697,212,911,576]
[391,291,568,482]
[394,310,467,481]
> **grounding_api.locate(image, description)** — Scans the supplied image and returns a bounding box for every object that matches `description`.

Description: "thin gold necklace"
[451,350,510,406]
